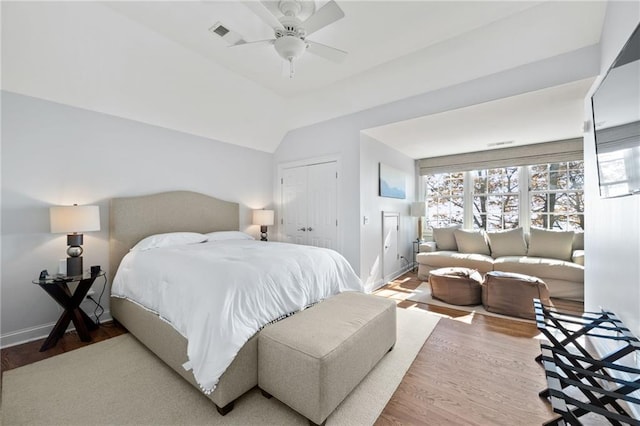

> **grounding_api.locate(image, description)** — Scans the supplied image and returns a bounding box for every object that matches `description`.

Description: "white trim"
[369,263,413,293]
[0,311,112,349]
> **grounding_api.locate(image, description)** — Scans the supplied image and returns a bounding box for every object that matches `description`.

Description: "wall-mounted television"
[591,23,640,198]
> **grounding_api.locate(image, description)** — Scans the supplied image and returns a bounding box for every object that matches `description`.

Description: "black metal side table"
[412,240,423,272]
[33,270,104,351]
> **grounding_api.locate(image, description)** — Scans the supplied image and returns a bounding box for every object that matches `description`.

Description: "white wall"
[1,91,273,347]
[275,45,599,278]
[273,115,362,274]
[584,2,640,337]
[359,134,415,291]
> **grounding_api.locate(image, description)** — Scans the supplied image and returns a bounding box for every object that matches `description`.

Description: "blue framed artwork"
[379,163,406,199]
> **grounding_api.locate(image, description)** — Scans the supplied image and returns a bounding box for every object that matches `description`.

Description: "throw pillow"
[432,225,460,251]
[527,228,574,261]
[487,228,527,258]
[453,229,490,255]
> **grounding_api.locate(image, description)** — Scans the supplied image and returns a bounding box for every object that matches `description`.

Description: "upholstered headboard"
[109,191,239,275]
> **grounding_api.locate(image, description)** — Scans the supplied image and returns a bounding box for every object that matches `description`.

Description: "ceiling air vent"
[487,140,514,148]
[208,22,244,46]
[212,24,230,37]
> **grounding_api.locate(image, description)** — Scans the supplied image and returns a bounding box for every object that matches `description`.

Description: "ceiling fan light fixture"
[274,35,307,61]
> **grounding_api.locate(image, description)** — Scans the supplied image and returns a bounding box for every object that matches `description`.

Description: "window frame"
[422,161,584,236]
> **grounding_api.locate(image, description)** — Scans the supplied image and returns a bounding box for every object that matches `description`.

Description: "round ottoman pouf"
[482,271,551,319]
[428,267,483,305]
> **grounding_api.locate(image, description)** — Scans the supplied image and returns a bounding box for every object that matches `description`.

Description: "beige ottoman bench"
[429,267,483,305]
[258,292,396,425]
[482,271,551,319]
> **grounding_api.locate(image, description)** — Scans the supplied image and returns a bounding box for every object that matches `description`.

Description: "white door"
[382,212,400,282]
[282,166,308,245]
[282,161,338,249]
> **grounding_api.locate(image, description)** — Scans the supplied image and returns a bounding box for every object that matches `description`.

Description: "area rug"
[1,308,439,425]
[406,282,534,323]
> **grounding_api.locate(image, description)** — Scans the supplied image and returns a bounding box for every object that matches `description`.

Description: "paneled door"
[282,161,338,249]
[382,212,400,283]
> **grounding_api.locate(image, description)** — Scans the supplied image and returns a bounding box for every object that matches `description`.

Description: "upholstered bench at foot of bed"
[258,292,396,426]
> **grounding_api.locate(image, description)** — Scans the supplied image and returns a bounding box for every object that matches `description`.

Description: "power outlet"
[85,289,96,299]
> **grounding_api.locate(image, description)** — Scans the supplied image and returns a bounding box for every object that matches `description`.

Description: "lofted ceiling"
[1,1,607,155]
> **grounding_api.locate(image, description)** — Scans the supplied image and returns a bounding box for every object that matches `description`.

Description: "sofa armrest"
[572,250,584,266]
[420,241,437,253]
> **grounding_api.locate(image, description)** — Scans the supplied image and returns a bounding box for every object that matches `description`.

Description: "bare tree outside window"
[472,167,519,230]
[424,172,464,229]
[530,161,584,230]
[422,160,584,232]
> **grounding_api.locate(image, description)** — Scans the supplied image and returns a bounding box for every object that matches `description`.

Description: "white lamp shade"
[410,202,426,217]
[253,209,274,226]
[50,205,101,233]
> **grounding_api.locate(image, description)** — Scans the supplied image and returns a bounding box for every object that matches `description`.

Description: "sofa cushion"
[493,256,584,283]
[572,232,584,251]
[416,251,494,274]
[432,226,460,251]
[487,228,527,259]
[527,228,574,261]
[572,250,584,266]
[454,229,490,255]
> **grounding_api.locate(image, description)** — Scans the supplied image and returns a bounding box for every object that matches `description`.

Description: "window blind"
[418,138,583,175]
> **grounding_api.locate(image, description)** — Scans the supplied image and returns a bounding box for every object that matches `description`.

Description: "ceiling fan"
[236,0,347,78]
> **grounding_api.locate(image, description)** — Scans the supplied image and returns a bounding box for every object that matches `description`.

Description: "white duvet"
[111,239,364,394]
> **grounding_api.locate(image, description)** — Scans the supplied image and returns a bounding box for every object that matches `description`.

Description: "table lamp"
[50,204,101,276]
[253,209,274,241]
[410,201,426,242]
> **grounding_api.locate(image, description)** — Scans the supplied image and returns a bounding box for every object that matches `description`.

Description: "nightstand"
[33,270,104,351]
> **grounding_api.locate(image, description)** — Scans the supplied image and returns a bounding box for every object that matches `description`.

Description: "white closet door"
[307,162,337,249]
[281,161,338,249]
[282,166,308,245]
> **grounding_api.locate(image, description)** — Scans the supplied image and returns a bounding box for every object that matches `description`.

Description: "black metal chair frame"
[534,299,640,426]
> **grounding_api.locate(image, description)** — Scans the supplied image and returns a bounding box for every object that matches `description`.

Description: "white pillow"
[206,231,255,241]
[131,232,207,251]
[453,229,491,255]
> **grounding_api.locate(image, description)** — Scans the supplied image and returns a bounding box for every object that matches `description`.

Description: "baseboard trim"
[1,311,112,349]
[373,264,414,291]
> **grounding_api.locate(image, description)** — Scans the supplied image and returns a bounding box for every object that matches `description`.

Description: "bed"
[108,191,362,415]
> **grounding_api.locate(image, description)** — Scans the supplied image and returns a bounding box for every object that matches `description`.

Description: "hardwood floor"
[373,272,583,426]
[1,321,127,373]
[1,272,584,425]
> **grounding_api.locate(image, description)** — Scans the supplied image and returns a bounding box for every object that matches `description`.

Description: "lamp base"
[67,257,83,277]
[260,225,268,242]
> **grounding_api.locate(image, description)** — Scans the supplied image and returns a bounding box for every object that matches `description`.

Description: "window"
[472,167,519,230]
[422,161,584,233]
[424,172,464,228]
[529,161,584,230]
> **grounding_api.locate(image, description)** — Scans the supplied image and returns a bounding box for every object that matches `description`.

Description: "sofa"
[416,227,584,301]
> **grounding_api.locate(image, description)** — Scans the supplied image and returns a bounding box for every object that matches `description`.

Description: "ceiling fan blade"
[303,0,345,36]
[229,39,275,48]
[241,1,284,31]
[306,40,347,63]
